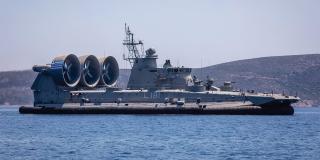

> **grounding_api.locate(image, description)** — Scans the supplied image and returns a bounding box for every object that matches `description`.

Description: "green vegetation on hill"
[0,54,319,106]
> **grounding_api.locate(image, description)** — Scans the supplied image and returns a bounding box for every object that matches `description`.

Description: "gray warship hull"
[33,89,298,108]
[20,70,298,115]
[19,102,294,115]
[20,75,298,115]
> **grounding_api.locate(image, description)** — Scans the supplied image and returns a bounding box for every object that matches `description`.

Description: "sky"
[0,0,320,71]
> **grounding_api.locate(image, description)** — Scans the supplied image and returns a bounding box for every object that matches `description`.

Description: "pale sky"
[0,0,320,71]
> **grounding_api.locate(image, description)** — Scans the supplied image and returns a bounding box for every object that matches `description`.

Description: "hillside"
[0,54,319,106]
[0,70,36,105]
[193,54,320,106]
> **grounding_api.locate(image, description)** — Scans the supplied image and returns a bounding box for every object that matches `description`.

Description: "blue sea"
[0,106,319,160]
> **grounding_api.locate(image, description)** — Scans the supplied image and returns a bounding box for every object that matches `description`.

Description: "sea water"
[0,106,319,160]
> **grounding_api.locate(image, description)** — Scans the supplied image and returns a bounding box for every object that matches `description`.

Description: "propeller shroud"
[50,54,81,87]
[78,55,101,88]
[99,56,119,86]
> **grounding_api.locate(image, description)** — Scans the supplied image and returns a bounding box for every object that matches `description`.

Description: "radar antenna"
[122,24,144,66]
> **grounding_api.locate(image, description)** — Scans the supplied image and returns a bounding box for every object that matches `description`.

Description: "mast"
[122,24,144,66]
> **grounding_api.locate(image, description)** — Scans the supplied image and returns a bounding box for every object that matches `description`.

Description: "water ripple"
[0,106,320,160]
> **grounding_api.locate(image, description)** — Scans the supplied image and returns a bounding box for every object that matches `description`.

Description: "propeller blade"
[102,73,110,81]
[105,63,110,70]
[87,71,93,78]
[66,71,72,81]
[86,61,91,68]
[105,73,111,80]
[67,63,72,70]
[64,62,68,70]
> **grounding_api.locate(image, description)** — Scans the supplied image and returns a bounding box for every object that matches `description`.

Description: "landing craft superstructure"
[25,25,299,114]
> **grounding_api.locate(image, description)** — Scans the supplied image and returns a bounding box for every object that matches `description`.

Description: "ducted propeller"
[79,55,101,88]
[50,54,81,87]
[99,56,119,86]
